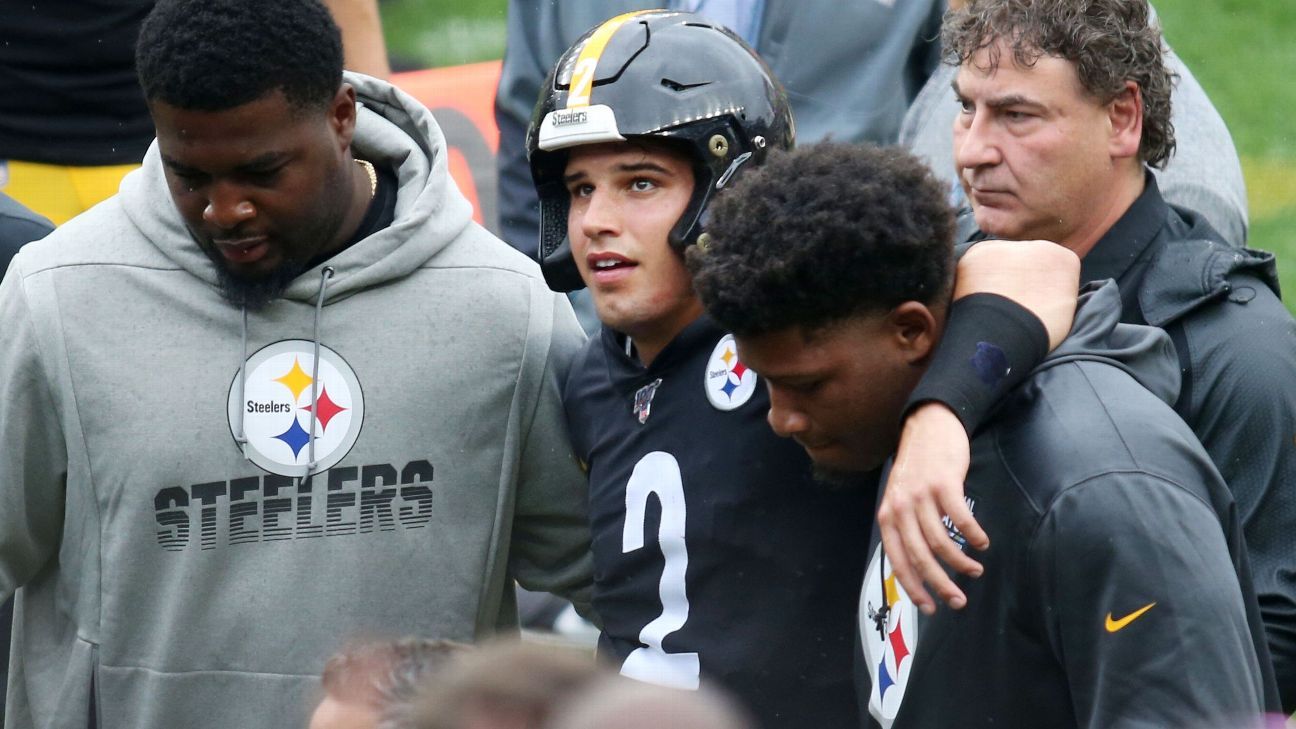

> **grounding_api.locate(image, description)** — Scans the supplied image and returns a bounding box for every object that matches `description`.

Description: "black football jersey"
[564,316,872,729]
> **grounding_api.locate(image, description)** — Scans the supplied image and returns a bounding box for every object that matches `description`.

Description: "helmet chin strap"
[715,151,754,189]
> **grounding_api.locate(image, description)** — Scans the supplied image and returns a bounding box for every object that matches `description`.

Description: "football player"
[525,10,1078,727]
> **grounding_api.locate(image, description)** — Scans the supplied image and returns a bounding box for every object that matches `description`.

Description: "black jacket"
[1078,177,1296,712]
[862,283,1276,728]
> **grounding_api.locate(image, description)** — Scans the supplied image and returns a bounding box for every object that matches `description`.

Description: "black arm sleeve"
[903,293,1049,434]
[1034,474,1268,728]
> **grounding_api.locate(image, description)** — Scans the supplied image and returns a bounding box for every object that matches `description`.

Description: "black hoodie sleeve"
[1031,472,1268,728]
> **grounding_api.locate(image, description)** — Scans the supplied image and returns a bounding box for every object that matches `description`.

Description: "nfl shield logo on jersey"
[704,334,757,411]
[633,378,663,424]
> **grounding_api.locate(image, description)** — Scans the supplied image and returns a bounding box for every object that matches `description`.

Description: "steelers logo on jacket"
[227,340,365,476]
[861,544,919,728]
[704,334,757,410]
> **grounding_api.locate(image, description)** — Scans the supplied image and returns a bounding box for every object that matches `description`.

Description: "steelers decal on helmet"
[227,340,364,477]
[537,10,652,152]
[861,544,919,728]
[704,334,757,410]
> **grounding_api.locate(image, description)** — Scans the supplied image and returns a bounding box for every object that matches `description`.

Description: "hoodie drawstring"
[303,266,336,481]
[232,266,336,484]
[233,307,251,457]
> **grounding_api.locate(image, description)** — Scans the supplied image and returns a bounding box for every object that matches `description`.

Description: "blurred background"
[381,0,1296,310]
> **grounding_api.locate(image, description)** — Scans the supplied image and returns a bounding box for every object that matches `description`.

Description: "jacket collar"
[1081,175,1281,327]
[1078,172,1166,287]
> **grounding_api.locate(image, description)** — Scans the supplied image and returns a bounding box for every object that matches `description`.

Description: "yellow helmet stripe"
[566,10,655,109]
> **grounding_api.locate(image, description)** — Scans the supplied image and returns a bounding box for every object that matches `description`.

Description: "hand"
[955,239,1079,349]
[876,402,988,615]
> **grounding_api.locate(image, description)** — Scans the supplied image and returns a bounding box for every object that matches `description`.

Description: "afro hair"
[690,142,955,337]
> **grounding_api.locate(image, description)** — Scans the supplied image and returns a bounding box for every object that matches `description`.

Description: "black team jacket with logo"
[564,315,872,729]
[859,282,1278,728]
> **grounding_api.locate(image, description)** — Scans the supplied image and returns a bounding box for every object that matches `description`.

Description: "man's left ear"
[888,301,940,365]
[329,83,358,151]
[1107,81,1143,159]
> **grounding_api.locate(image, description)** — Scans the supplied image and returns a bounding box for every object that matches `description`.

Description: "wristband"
[903,292,1050,435]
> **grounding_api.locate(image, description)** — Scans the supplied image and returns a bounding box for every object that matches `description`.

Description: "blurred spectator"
[310,638,470,729]
[0,191,52,722]
[548,679,754,729]
[325,0,393,78]
[413,641,603,729]
[0,1,156,224]
[0,192,52,278]
[900,0,1249,246]
[0,0,387,226]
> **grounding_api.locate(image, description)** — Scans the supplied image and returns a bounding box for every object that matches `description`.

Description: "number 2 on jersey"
[620,451,700,689]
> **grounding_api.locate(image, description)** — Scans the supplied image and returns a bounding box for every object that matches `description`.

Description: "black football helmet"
[526,10,795,292]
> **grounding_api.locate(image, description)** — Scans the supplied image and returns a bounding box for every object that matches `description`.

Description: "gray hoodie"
[0,73,592,728]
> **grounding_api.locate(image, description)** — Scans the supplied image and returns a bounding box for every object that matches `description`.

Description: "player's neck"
[1063,167,1145,259]
[625,306,705,367]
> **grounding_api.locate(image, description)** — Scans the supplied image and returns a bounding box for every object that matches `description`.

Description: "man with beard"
[0,1,592,726]
[692,141,1275,727]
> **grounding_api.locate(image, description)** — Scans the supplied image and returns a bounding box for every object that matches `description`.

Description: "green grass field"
[381,0,1296,310]
[1156,0,1296,307]
[380,0,506,70]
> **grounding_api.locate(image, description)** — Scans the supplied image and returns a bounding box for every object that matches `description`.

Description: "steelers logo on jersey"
[704,334,758,411]
[227,340,364,477]
[861,544,919,728]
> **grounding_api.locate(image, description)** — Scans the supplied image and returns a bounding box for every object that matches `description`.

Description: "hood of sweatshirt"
[119,71,476,305]
[1032,279,1180,407]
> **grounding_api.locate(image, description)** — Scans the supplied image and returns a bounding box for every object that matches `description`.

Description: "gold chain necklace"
[355,158,377,198]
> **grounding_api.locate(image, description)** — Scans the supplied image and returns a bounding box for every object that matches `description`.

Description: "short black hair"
[136,0,343,112]
[690,142,955,337]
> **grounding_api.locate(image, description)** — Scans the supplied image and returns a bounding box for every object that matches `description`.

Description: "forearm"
[322,0,391,78]
[954,239,1079,349]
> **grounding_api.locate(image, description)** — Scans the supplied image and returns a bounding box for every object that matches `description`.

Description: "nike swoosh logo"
[1105,602,1157,633]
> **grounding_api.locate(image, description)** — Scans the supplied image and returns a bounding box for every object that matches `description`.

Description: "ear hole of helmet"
[665,116,759,254]
[538,190,586,293]
[537,181,571,260]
